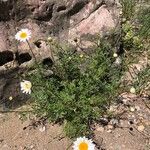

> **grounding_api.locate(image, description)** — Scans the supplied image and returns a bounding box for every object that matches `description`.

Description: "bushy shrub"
[29,40,122,137]
[133,65,150,96]
[121,0,136,20]
[138,7,150,39]
[122,21,143,51]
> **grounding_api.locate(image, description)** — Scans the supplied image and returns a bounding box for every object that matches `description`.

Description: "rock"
[121,98,128,105]
[137,125,145,132]
[107,125,114,129]
[128,119,136,125]
[18,38,53,68]
[0,23,9,52]
[130,106,135,112]
[68,4,120,45]
[0,0,121,71]
[120,119,129,127]
[32,0,54,21]
[0,113,4,118]
[118,93,137,105]
[110,119,119,126]
[135,106,140,111]
[99,117,109,125]
[68,0,102,27]
[109,105,117,112]
[107,129,112,133]
[30,145,35,149]
[0,68,30,110]
[122,54,149,83]
[130,87,136,94]
[39,126,46,132]
[106,124,114,132]
[0,0,121,110]
[114,57,122,65]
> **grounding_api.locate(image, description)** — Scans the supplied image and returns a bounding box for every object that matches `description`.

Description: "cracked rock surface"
[0,0,121,110]
[0,0,121,69]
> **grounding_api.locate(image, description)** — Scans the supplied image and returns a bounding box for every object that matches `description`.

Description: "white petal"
[28,90,31,94]
[22,90,25,93]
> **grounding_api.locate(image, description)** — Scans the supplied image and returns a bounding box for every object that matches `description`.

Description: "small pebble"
[135,106,140,111]
[0,113,4,118]
[137,125,145,132]
[30,145,35,149]
[145,121,150,126]
[110,119,119,125]
[114,133,121,138]
[107,125,113,129]
[130,87,136,94]
[109,105,117,112]
[122,98,128,104]
[99,117,109,125]
[107,129,112,133]
[120,120,127,126]
[130,107,135,112]
[39,126,46,132]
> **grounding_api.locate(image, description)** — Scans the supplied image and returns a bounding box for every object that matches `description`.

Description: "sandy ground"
[0,101,149,150]
[0,113,72,150]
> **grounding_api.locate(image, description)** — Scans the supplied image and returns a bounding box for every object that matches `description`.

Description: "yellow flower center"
[20,32,27,39]
[25,82,31,90]
[79,142,88,150]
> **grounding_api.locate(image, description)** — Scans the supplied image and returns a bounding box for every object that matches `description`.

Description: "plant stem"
[26,40,38,65]
[26,40,43,76]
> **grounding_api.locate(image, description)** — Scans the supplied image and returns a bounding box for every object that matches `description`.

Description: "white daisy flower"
[73,137,95,150]
[20,80,32,94]
[15,29,31,42]
[130,87,136,94]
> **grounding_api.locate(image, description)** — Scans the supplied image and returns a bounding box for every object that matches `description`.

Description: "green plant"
[122,21,143,50]
[121,0,136,20]
[133,65,150,95]
[29,40,122,138]
[138,7,150,39]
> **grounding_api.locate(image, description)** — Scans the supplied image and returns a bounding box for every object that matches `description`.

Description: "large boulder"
[0,0,121,70]
[0,0,121,110]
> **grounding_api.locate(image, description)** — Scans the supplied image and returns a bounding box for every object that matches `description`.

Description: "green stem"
[26,40,38,65]
[26,40,43,76]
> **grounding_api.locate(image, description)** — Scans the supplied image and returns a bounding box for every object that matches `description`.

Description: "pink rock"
[0,23,9,52]
[69,0,102,27]
[69,5,118,40]
[0,0,121,70]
